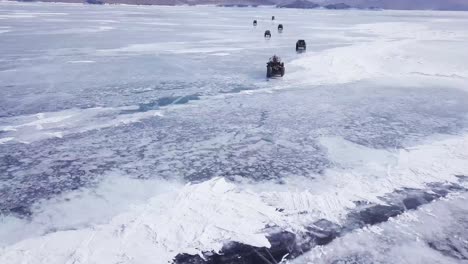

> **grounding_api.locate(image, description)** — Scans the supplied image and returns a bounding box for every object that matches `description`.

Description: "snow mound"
[286,22,468,88]
[0,178,283,264]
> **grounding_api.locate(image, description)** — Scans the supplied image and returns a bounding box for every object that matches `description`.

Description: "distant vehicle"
[264,30,271,38]
[266,55,285,78]
[272,16,275,20]
[278,24,283,32]
[253,20,257,26]
[296,39,306,52]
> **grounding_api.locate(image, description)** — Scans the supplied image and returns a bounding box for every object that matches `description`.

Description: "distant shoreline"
[4,0,468,11]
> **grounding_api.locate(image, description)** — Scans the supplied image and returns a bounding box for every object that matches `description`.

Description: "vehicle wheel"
[267,66,272,78]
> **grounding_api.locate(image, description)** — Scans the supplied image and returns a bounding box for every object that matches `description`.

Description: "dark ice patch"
[8,205,32,218]
[428,238,468,260]
[121,94,200,114]
[456,175,468,182]
[123,95,200,114]
[330,253,374,264]
[301,219,342,247]
[345,183,466,230]
[173,219,344,264]
[402,197,423,210]
[175,231,296,264]
[156,95,200,107]
[351,204,404,226]
[174,182,467,264]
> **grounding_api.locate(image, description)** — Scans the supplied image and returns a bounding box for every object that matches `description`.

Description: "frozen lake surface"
[1,1,468,263]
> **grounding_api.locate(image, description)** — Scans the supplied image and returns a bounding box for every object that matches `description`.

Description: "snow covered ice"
[1,1,468,263]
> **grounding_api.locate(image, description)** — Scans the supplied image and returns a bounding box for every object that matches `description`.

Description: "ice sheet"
[1,133,468,263]
[1,2,468,263]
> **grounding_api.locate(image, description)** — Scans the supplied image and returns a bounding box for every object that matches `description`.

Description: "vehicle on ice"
[266,55,285,78]
[253,20,257,26]
[272,15,275,20]
[278,24,283,32]
[296,39,306,52]
[264,30,271,38]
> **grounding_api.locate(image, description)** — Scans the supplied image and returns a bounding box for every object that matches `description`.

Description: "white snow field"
[1,1,468,264]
